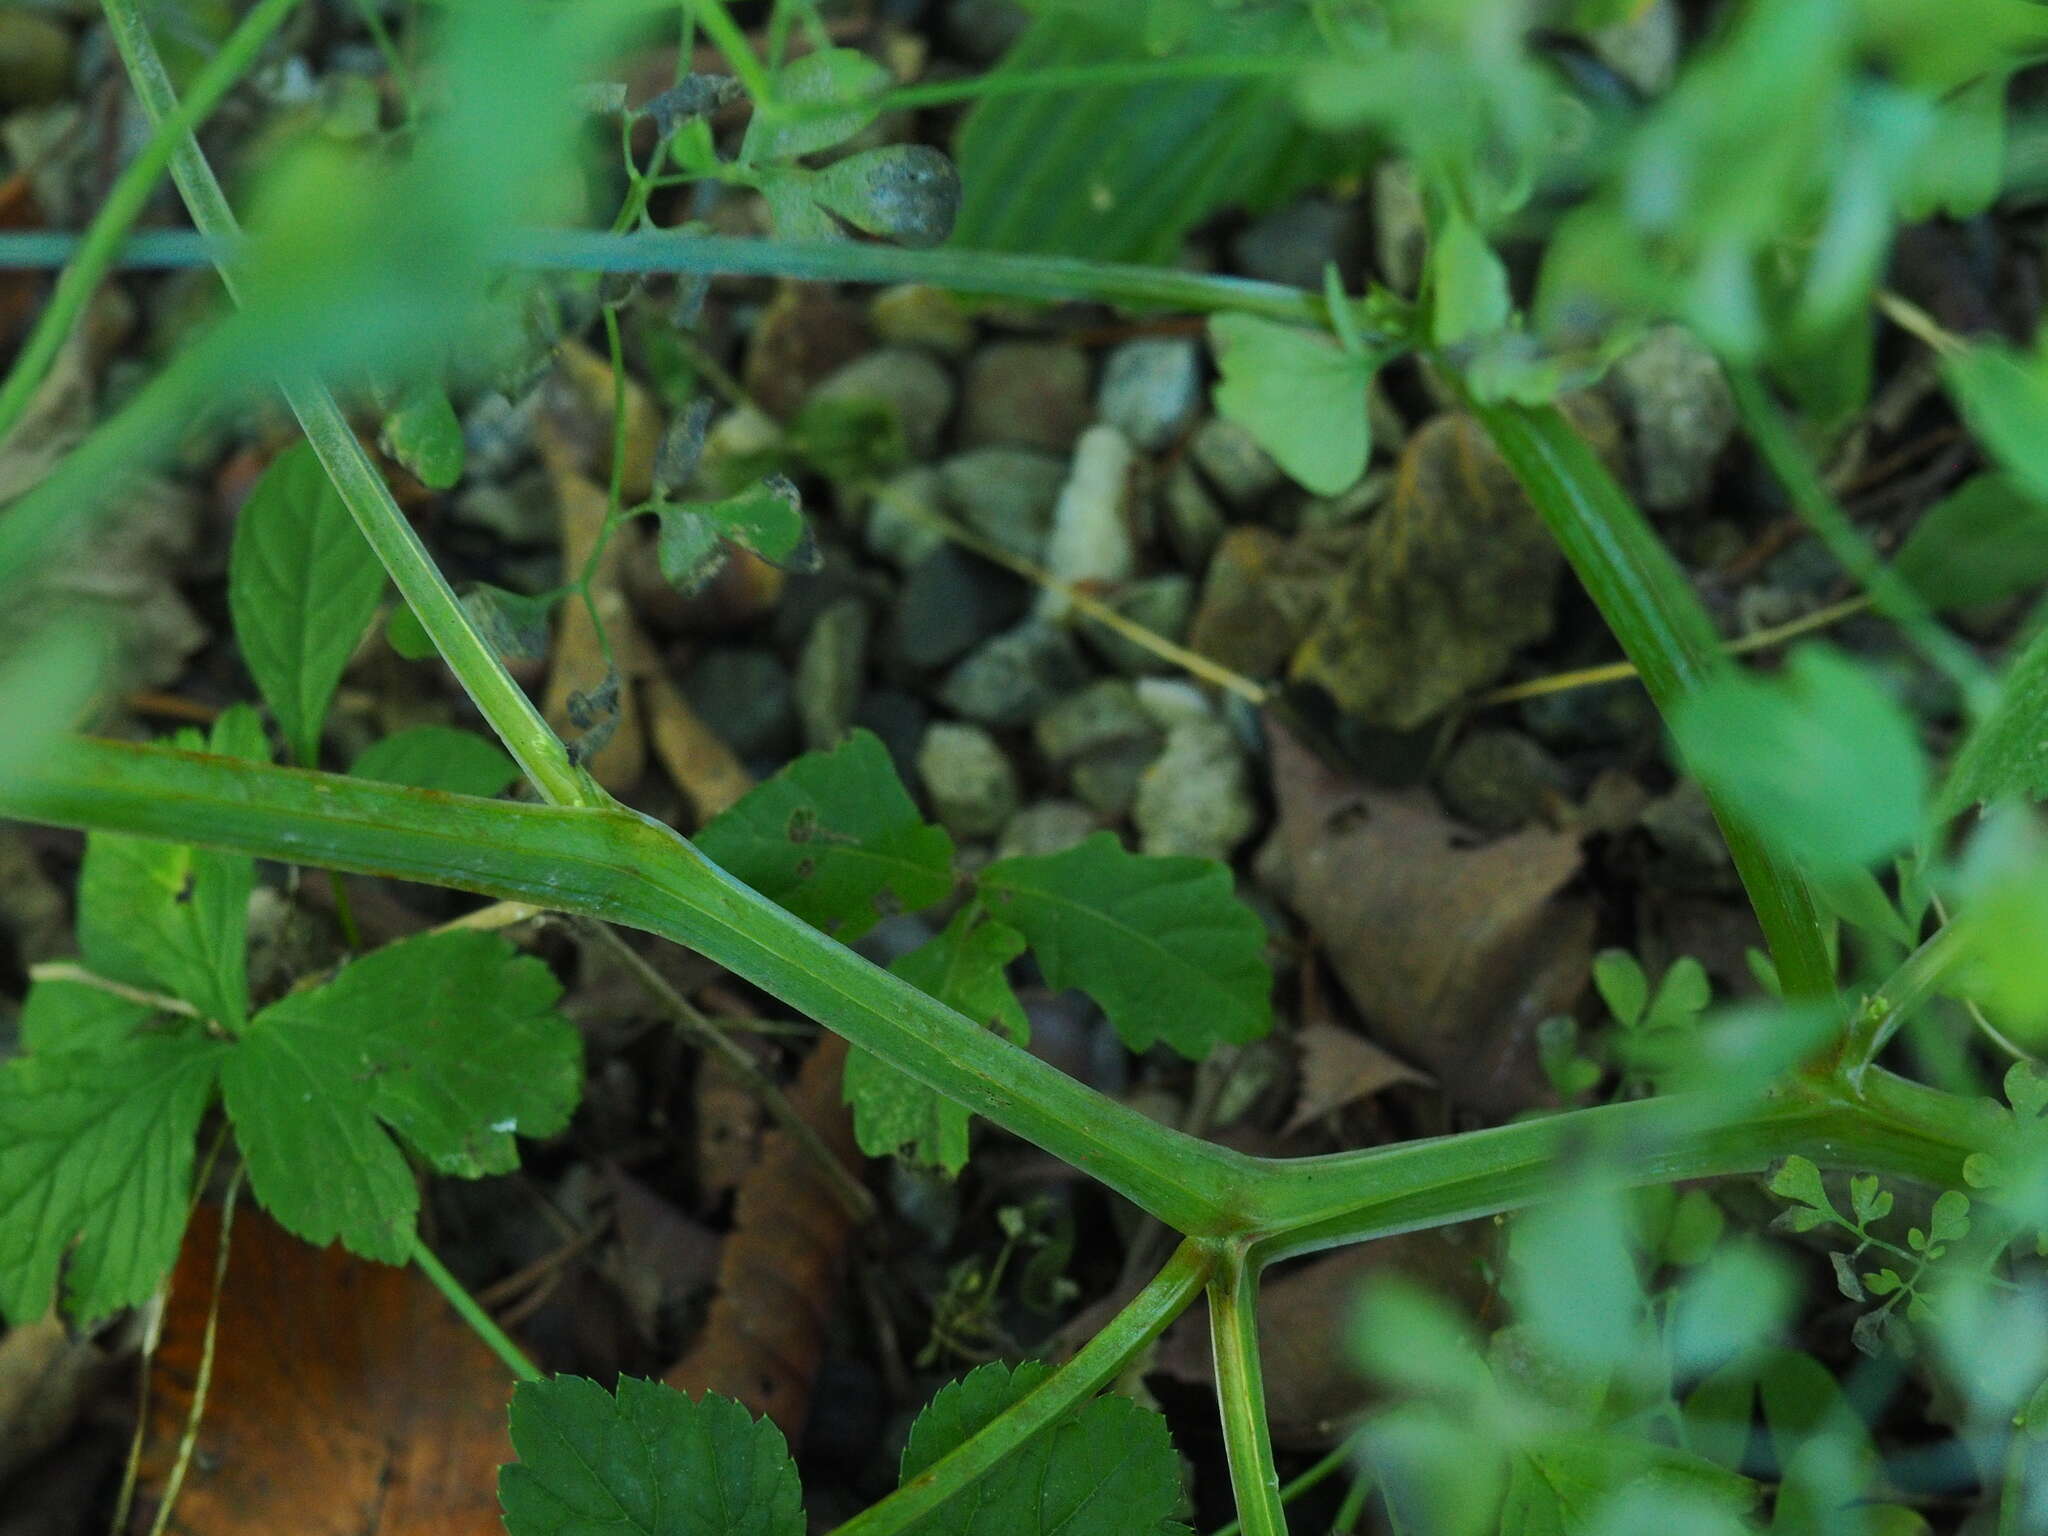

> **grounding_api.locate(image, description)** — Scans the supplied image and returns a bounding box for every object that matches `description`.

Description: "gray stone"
[1133,717,1257,861]
[939,620,1091,728]
[938,446,1067,559]
[1162,461,1226,569]
[1611,325,1736,512]
[996,800,1098,861]
[795,597,871,749]
[1071,740,1154,820]
[864,465,949,570]
[917,722,1021,839]
[684,646,798,762]
[1038,425,1136,620]
[811,347,956,461]
[1083,574,1195,677]
[1034,679,1156,765]
[1190,416,1286,509]
[1231,197,1360,291]
[1097,338,1202,451]
[852,689,929,793]
[960,340,1092,453]
[893,546,1029,670]
[1435,728,1569,833]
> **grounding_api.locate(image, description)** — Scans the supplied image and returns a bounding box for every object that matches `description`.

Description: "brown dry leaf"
[0,1315,105,1486]
[666,1034,863,1438]
[1290,399,1620,728]
[643,670,753,826]
[1156,1227,1491,1449]
[605,1166,722,1346]
[1284,1020,1433,1137]
[551,340,662,504]
[694,1049,767,1206]
[741,283,871,421]
[135,1206,512,1536]
[0,173,47,349]
[537,420,648,792]
[1266,723,1592,1117]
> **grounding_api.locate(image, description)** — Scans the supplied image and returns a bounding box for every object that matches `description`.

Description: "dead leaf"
[1155,1227,1491,1450]
[0,1315,105,1487]
[605,1165,721,1345]
[551,340,661,505]
[643,670,753,826]
[1266,722,1592,1117]
[136,1206,513,1536]
[1284,1020,1433,1137]
[694,1049,767,1207]
[1290,399,1620,728]
[667,1034,863,1439]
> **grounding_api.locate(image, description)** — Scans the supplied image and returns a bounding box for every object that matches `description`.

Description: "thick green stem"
[0,0,300,442]
[829,1240,1214,1536]
[1473,399,1837,1001]
[101,0,594,810]
[1210,1249,1286,1536]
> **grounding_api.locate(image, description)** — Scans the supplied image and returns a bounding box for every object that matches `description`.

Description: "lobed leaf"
[1208,313,1378,496]
[0,1033,227,1325]
[694,730,955,941]
[500,1375,803,1536]
[844,911,1028,1175]
[977,832,1271,1059]
[229,441,388,767]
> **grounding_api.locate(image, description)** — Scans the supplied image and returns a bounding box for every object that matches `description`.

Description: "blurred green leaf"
[229,441,387,767]
[1431,212,1512,344]
[844,910,1027,1175]
[807,146,962,248]
[1943,341,2048,502]
[1209,314,1379,495]
[1895,473,2048,612]
[1938,620,2048,813]
[1671,645,1927,876]
[695,730,956,942]
[501,1376,802,1536]
[351,725,520,797]
[978,831,1273,1059]
[1592,950,1649,1029]
[742,49,890,162]
[380,383,466,492]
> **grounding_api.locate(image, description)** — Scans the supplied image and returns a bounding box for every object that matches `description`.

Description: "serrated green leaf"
[1944,341,2048,503]
[694,730,955,942]
[381,384,466,491]
[844,911,1027,1175]
[1893,473,2048,612]
[1671,644,1927,876]
[1208,313,1378,496]
[501,1376,803,1536]
[1938,618,2048,813]
[221,930,579,1261]
[0,1033,226,1324]
[977,832,1271,1059]
[18,980,156,1056]
[351,725,521,797]
[655,478,810,594]
[897,1361,1187,1536]
[229,442,387,768]
[741,48,890,162]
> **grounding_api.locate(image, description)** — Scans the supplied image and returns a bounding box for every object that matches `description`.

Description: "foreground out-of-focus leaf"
[1938,621,2048,814]
[1944,341,2048,503]
[501,1376,802,1536]
[229,441,387,766]
[977,831,1272,1059]
[1894,473,2048,611]
[694,730,955,941]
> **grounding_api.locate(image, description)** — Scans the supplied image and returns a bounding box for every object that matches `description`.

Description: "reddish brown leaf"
[1284,1020,1433,1137]
[666,1034,863,1439]
[136,1207,512,1536]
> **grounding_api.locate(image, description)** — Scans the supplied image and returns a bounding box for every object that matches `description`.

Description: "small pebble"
[917,722,1021,838]
[1038,425,1136,620]
[960,340,1092,453]
[939,446,1067,559]
[938,620,1091,728]
[1097,338,1202,452]
[810,347,956,462]
[995,800,1098,861]
[795,597,871,750]
[1133,717,1257,861]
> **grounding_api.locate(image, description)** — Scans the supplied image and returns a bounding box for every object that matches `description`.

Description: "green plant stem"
[0,0,300,445]
[1209,1435,1359,1536]
[1210,1248,1286,1536]
[687,0,774,111]
[411,1232,544,1383]
[100,0,595,812]
[1847,918,1976,1076]
[1473,398,1837,1002]
[829,1239,1215,1536]
[1727,369,1997,716]
[873,55,1298,112]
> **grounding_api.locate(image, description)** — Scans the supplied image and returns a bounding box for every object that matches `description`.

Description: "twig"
[145,1165,243,1536]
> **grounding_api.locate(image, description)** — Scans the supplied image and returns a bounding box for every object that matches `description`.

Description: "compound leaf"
[694,730,955,941]
[977,832,1271,1059]
[1209,314,1378,495]
[655,477,811,595]
[0,1033,226,1325]
[18,979,155,1057]
[844,911,1027,1175]
[229,441,387,767]
[221,930,580,1262]
[500,1375,803,1536]
[351,724,521,797]
[897,1361,1189,1536]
